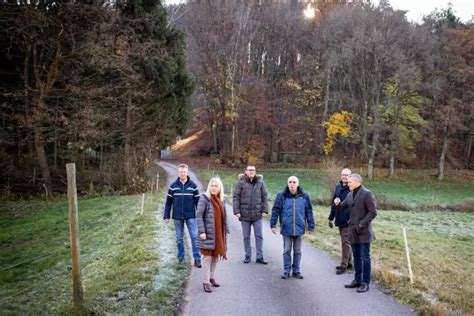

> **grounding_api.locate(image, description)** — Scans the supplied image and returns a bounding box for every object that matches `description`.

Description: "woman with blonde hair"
[196,177,229,293]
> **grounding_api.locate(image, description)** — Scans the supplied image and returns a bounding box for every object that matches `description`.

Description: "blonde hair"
[204,177,225,202]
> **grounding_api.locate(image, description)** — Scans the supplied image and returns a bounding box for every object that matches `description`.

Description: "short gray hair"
[349,173,362,183]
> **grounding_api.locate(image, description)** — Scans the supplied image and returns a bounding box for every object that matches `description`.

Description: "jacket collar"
[284,186,304,197]
[175,176,191,186]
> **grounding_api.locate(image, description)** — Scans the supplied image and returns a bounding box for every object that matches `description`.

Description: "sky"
[163,0,473,23]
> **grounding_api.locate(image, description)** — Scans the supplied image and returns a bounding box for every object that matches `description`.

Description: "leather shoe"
[281,272,290,279]
[336,267,347,275]
[243,257,251,264]
[292,272,304,279]
[210,278,220,287]
[203,283,212,293]
[256,258,268,265]
[357,283,370,293]
[194,260,202,268]
[344,280,361,288]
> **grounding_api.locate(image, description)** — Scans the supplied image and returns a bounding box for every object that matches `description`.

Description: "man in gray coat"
[334,174,377,293]
[233,165,269,264]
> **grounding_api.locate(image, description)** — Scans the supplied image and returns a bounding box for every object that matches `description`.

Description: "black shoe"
[336,265,344,270]
[292,272,304,279]
[194,260,202,268]
[347,263,353,269]
[243,257,251,264]
[336,267,347,275]
[256,258,268,265]
[344,280,361,288]
[357,283,369,293]
[281,272,290,279]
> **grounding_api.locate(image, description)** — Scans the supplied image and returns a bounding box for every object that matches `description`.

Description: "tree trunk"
[319,66,330,154]
[389,153,395,177]
[212,121,218,153]
[34,126,52,194]
[438,128,449,181]
[466,133,473,169]
[124,94,133,182]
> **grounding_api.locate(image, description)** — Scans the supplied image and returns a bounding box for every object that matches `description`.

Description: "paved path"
[158,161,414,316]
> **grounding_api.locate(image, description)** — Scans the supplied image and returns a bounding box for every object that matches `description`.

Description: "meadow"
[0,192,187,315]
[198,167,474,315]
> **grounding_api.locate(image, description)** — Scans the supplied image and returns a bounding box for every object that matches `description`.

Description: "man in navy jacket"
[164,164,201,267]
[328,168,352,274]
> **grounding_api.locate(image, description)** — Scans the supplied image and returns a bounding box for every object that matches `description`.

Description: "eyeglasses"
[247,169,256,172]
[288,181,297,184]
[341,174,350,176]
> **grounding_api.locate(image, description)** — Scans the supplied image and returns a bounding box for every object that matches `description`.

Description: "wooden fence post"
[66,163,83,311]
[402,227,414,284]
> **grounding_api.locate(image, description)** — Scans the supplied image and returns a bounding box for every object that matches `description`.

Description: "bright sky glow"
[163,0,473,23]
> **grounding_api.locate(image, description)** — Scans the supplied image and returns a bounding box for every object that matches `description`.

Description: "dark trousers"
[351,242,371,284]
[338,226,352,267]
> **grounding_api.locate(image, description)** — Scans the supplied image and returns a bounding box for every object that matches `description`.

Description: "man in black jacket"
[328,168,352,274]
[233,165,269,264]
[164,164,202,267]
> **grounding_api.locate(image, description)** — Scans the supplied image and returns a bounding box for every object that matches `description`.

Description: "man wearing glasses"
[233,165,269,264]
[328,168,352,274]
[270,176,315,279]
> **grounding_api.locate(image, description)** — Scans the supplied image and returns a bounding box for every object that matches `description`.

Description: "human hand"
[334,198,341,205]
[271,228,277,235]
[200,233,206,240]
[164,219,170,224]
[235,214,241,218]
[328,221,334,228]
[262,212,267,217]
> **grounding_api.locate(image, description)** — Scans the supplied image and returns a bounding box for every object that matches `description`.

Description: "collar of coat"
[238,174,263,182]
[284,186,304,197]
[174,176,191,186]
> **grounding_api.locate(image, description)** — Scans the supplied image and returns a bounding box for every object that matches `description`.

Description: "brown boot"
[203,283,212,293]
[210,278,220,287]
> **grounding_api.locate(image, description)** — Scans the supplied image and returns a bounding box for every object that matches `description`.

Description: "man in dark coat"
[334,173,377,293]
[233,165,269,264]
[164,164,201,267]
[328,168,352,274]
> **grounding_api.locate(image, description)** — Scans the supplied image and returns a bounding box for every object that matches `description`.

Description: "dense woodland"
[0,0,473,195]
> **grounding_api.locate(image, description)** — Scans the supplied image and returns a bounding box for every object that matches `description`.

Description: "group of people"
[163,164,377,294]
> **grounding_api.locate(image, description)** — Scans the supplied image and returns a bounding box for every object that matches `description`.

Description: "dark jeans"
[351,242,371,284]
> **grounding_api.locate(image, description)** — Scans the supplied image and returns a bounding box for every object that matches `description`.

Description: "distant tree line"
[172,0,473,179]
[0,0,193,195]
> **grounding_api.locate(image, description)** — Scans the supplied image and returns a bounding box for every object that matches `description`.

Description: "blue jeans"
[283,235,302,274]
[174,218,201,261]
[352,243,371,284]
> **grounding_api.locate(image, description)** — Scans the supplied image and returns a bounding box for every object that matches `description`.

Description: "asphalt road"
[158,161,414,316]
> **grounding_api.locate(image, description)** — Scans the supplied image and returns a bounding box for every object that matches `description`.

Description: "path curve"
[157,160,414,316]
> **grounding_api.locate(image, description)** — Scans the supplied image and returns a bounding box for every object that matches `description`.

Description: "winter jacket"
[163,176,200,220]
[270,186,315,236]
[233,174,269,221]
[328,182,351,227]
[196,194,230,250]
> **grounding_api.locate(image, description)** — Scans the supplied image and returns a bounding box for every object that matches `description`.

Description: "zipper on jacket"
[181,182,184,220]
[293,197,296,235]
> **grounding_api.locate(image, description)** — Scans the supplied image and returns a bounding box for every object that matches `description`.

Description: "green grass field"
[0,193,188,315]
[199,168,474,210]
[198,167,474,315]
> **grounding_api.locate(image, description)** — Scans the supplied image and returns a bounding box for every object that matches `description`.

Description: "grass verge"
[0,192,188,315]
